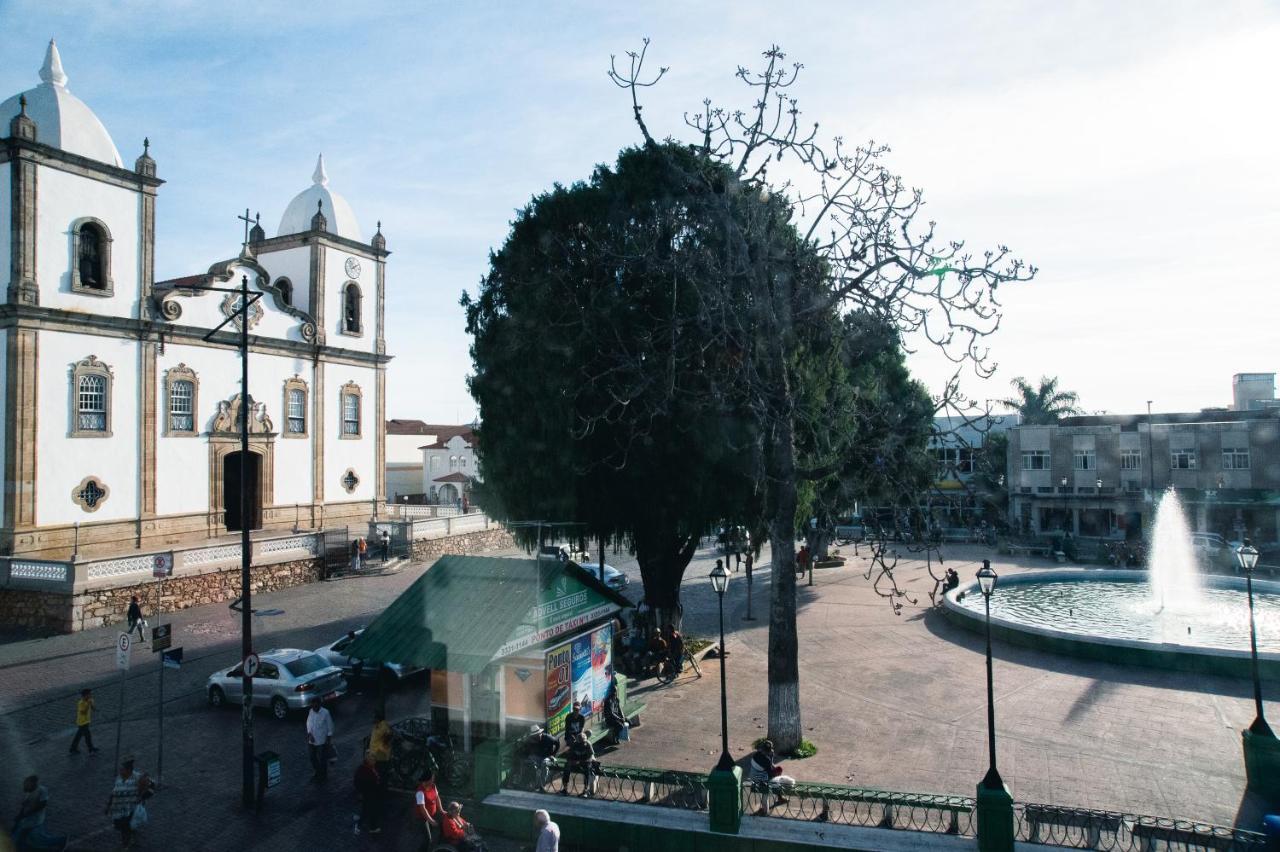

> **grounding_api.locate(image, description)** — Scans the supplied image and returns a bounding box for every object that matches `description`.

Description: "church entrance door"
[224,451,263,532]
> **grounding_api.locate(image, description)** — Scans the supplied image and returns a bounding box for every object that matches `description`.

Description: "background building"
[1007,384,1280,543]
[923,413,1019,527]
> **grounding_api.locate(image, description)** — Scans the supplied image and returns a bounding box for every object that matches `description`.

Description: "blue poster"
[571,633,593,722]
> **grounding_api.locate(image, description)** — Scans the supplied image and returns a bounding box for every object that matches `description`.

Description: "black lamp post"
[1236,543,1273,737]
[710,559,735,771]
[1096,477,1104,536]
[977,560,1003,789]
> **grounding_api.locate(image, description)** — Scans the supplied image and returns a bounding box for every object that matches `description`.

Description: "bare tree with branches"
[609,42,1036,752]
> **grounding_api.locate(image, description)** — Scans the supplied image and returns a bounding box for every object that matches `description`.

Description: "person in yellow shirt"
[70,688,98,754]
[368,711,393,785]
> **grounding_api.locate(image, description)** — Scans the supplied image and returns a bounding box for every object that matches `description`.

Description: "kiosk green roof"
[346,555,629,673]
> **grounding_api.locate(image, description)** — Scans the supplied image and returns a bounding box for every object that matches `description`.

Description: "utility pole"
[203,260,263,809]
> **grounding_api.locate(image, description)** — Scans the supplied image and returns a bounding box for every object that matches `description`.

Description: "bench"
[1130,821,1241,851]
[767,785,971,834]
[1023,804,1123,848]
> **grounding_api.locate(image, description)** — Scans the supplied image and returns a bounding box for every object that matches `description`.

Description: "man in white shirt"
[306,697,334,781]
[534,808,559,852]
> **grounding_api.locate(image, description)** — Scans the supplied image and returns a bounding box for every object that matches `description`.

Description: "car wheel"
[270,696,289,720]
[208,686,226,708]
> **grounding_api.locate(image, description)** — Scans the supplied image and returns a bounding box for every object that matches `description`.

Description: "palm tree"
[1003,376,1082,425]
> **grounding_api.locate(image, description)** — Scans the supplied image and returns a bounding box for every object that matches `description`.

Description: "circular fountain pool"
[943,570,1280,677]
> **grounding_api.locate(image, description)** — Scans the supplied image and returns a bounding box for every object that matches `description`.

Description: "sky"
[2,0,1277,422]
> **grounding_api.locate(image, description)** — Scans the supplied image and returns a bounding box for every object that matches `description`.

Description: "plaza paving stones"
[606,544,1276,831]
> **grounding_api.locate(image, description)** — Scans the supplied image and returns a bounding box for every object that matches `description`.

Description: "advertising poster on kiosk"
[545,622,613,736]
[545,643,572,736]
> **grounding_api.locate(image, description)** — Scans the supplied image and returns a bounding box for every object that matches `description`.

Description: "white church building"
[0,42,390,560]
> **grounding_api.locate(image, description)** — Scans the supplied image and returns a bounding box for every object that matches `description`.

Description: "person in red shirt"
[414,770,441,845]
[440,801,485,851]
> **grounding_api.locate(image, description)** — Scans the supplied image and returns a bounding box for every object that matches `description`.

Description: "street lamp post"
[1236,543,1272,737]
[710,560,735,771]
[1096,477,1104,537]
[977,560,1002,789]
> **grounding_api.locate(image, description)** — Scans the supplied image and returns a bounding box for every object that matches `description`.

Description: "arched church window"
[71,218,114,296]
[71,356,113,437]
[342,282,362,335]
[276,278,293,307]
[164,364,199,436]
[283,376,308,438]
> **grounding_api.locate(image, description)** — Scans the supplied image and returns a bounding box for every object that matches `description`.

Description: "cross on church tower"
[237,208,258,251]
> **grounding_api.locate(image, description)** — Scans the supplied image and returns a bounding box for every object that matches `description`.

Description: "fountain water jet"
[1148,487,1200,611]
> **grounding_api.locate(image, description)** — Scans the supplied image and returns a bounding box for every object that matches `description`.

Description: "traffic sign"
[243,653,260,677]
[162,647,183,669]
[151,623,172,652]
[116,633,131,670]
[152,552,174,578]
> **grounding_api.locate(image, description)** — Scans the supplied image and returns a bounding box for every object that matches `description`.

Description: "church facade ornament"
[210,393,275,436]
[71,475,110,512]
[220,291,264,331]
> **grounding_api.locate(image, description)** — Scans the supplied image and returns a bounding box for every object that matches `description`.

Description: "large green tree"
[465,144,825,617]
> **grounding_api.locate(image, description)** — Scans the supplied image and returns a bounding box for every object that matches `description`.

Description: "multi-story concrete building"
[1007,405,1280,543]
[925,414,1019,526]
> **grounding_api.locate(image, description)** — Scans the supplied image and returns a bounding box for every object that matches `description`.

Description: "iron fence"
[742,780,976,836]
[504,758,709,811]
[1013,802,1268,851]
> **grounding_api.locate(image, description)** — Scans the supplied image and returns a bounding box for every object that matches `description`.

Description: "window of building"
[340,383,362,438]
[460,456,468,469]
[1073,450,1096,471]
[430,455,441,470]
[1223,448,1250,470]
[1021,450,1048,470]
[163,364,198,437]
[70,356,113,437]
[449,455,459,471]
[1170,449,1197,470]
[71,218,113,296]
[276,278,293,307]
[342,282,362,335]
[1120,449,1142,470]
[283,376,308,438]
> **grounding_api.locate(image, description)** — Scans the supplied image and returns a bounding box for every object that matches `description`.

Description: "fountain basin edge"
[941,568,1280,680]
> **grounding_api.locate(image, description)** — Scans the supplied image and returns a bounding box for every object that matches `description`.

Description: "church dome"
[277,154,363,241]
[0,41,123,168]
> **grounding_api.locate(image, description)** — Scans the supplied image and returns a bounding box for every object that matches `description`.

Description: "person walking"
[413,770,442,849]
[368,711,393,787]
[125,596,146,643]
[12,774,66,851]
[352,752,382,835]
[69,689,98,755]
[533,809,560,852]
[305,697,334,781]
[349,538,361,573]
[104,758,150,850]
[357,536,369,568]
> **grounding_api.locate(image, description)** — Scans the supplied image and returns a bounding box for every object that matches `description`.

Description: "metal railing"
[1013,802,1267,850]
[505,759,709,811]
[743,780,975,836]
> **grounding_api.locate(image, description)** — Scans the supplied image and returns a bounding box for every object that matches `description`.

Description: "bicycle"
[387,719,470,790]
[655,651,702,685]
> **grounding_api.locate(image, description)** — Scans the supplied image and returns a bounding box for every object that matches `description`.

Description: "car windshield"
[283,654,329,678]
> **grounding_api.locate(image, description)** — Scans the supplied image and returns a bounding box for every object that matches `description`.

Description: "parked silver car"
[206,649,347,720]
[577,562,629,592]
[313,629,425,684]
